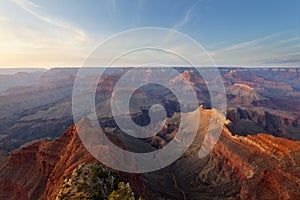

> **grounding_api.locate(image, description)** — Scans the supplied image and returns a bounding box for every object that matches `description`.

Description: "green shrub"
[108,182,143,200]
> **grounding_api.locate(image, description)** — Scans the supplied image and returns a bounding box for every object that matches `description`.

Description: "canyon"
[0,108,299,199]
[0,67,299,199]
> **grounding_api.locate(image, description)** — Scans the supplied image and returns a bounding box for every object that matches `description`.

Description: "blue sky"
[0,0,299,67]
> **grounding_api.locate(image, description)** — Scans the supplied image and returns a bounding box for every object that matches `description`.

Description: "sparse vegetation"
[55,163,142,200]
[108,182,143,200]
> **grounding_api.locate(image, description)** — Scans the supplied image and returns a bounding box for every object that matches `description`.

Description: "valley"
[0,67,299,199]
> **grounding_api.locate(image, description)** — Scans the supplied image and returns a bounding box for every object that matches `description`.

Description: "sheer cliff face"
[226,107,300,140]
[141,109,300,200]
[205,131,300,200]
[0,126,84,200]
[0,109,299,200]
[0,126,144,200]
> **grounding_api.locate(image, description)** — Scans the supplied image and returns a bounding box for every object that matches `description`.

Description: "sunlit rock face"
[0,108,299,199]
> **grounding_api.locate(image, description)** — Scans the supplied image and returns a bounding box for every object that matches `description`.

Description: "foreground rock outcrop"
[0,126,145,200]
[0,108,299,199]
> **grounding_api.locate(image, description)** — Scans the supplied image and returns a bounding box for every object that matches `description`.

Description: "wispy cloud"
[105,0,118,20]
[206,32,300,66]
[133,0,145,25]
[0,0,94,67]
[110,0,117,14]
[172,0,202,30]
[10,0,90,42]
[291,43,300,48]
[215,32,283,53]
[262,53,300,65]
[0,16,7,21]
[277,36,299,44]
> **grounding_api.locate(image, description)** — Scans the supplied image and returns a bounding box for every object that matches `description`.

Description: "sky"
[0,0,299,68]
